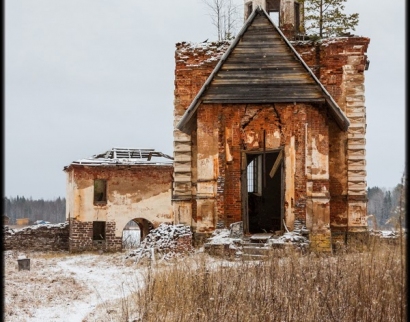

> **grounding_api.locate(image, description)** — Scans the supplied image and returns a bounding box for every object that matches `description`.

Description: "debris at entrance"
[126,223,194,262]
[204,220,311,259]
[206,229,234,245]
[268,231,310,251]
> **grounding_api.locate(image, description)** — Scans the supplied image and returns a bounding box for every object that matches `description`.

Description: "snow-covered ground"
[4,223,196,322]
[4,250,145,322]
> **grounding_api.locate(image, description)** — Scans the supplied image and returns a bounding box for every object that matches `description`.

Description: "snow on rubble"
[205,220,311,257]
[126,223,195,262]
[4,221,69,235]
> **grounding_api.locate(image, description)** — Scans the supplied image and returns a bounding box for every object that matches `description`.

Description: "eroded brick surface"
[172,37,370,251]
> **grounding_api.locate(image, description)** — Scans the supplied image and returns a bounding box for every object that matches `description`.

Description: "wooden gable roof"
[177,7,350,133]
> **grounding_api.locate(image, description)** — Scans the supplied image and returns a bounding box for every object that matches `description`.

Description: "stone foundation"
[309,231,332,253]
[331,230,371,252]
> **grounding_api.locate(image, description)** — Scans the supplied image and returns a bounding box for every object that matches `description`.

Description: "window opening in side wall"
[93,221,106,240]
[94,179,107,204]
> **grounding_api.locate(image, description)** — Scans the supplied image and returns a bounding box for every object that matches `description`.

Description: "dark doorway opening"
[93,221,106,240]
[243,150,284,234]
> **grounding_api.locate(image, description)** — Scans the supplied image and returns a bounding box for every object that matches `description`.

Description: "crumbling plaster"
[191,102,332,234]
[293,37,370,234]
[173,36,370,249]
[66,165,173,238]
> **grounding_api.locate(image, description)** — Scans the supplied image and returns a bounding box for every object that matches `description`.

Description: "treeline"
[367,182,406,230]
[4,196,66,225]
[3,182,406,230]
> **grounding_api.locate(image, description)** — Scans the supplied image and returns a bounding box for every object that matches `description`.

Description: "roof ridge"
[176,7,349,132]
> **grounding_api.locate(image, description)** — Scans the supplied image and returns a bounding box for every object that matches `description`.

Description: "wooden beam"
[269,150,283,178]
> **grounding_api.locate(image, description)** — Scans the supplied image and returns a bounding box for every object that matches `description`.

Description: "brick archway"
[122,218,154,249]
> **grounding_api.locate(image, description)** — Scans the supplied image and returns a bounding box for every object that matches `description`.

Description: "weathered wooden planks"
[201,11,325,104]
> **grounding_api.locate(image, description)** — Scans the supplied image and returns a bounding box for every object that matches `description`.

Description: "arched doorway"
[122,218,154,249]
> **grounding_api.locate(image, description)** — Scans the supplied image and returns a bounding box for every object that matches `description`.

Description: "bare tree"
[202,0,240,41]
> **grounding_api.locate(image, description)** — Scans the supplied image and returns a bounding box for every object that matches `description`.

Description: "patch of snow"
[206,229,235,245]
[5,251,144,322]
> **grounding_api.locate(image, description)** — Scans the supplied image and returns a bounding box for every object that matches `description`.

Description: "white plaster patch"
[311,138,329,179]
[198,155,217,180]
[348,202,367,227]
[226,143,233,162]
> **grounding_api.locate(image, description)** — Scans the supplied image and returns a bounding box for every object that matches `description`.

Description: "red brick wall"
[69,219,122,252]
[294,37,370,231]
[196,102,330,227]
[174,42,230,119]
[174,37,369,234]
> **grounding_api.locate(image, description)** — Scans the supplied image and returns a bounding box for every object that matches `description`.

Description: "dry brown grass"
[106,237,407,322]
[4,238,406,322]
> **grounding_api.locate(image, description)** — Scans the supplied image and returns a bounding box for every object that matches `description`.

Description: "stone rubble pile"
[268,231,310,250]
[126,223,194,262]
[4,222,69,236]
[292,219,310,236]
[206,228,233,245]
[269,219,310,250]
[205,221,311,257]
[3,225,15,235]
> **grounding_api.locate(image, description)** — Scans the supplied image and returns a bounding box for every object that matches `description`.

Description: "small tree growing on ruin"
[304,0,359,38]
[201,0,240,41]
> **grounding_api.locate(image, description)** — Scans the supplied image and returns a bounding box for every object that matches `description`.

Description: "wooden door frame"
[241,148,285,234]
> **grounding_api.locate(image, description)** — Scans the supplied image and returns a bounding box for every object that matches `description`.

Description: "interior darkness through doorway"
[246,150,283,234]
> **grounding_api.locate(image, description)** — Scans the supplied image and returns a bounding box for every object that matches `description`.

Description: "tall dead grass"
[118,237,406,322]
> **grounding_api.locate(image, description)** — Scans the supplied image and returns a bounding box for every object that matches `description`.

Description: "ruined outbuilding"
[64,148,174,252]
[172,2,369,251]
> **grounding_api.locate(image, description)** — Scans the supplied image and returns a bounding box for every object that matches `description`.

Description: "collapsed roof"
[64,148,173,168]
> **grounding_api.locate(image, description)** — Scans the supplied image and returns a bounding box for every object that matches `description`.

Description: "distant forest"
[367,182,406,230]
[3,181,406,229]
[4,196,66,224]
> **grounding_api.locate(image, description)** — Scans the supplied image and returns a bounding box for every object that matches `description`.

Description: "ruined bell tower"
[172,2,370,250]
[244,0,304,39]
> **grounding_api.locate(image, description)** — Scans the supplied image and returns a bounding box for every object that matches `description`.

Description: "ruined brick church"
[65,0,370,252]
[172,0,370,251]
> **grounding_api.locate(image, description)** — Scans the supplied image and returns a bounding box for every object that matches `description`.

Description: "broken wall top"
[176,8,351,133]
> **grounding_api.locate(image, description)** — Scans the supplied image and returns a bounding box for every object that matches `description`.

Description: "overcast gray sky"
[5,0,405,200]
